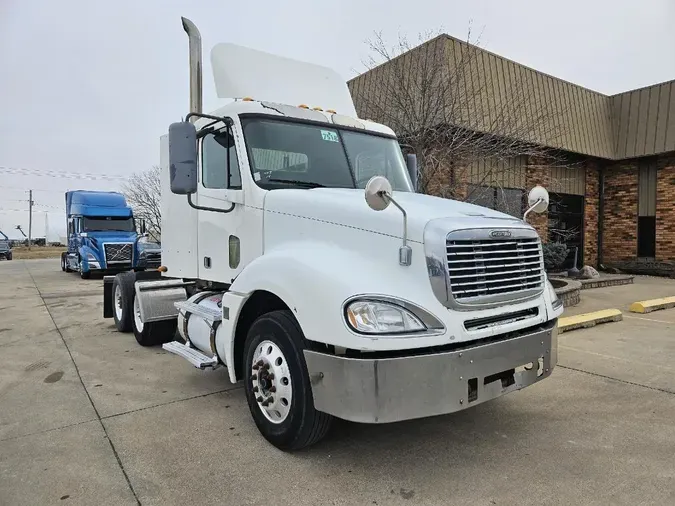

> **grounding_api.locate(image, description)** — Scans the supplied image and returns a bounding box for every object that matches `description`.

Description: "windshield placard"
[320,130,339,143]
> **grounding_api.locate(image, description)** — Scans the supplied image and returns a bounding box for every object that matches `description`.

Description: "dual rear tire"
[112,272,176,346]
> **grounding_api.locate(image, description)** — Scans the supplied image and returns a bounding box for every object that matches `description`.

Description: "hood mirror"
[364,176,413,267]
[523,185,550,223]
[364,176,393,211]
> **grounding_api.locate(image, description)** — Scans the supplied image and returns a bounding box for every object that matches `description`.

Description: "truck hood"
[263,188,527,243]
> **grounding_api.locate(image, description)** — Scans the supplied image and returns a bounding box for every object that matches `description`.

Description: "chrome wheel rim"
[114,284,123,321]
[133,296,143,332]
[251,340,292,424]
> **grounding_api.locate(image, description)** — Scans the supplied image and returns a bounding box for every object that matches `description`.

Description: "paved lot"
[1,260,675,506]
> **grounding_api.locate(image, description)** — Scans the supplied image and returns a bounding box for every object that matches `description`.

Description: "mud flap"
[103,275,115,318]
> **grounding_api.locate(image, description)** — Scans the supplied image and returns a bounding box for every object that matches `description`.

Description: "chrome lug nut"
[256,396,263,403]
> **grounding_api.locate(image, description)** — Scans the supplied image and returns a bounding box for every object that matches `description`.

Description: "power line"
[0,185,71,193]
[0,166,129,181]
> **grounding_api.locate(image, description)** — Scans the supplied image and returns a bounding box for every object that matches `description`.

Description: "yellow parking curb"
[629,296,675,314]
[558,309,623,334]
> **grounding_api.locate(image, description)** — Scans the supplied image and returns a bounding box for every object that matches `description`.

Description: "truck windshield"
[241,117,413,192]
[83,217,134,232]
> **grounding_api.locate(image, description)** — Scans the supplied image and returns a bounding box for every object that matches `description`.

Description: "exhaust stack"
[181,17,202,121]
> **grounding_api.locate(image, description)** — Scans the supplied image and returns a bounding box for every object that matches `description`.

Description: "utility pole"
[28,190,33,250]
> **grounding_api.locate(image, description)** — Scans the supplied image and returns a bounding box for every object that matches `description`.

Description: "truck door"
[196,120,247,283]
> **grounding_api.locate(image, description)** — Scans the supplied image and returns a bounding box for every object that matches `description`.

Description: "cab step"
[162,341,220,370]
[174,300,222,323]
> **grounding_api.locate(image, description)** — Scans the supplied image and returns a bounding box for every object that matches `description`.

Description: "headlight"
[345,300,426,334]
[86,253,97,261]
[547,281,563,311]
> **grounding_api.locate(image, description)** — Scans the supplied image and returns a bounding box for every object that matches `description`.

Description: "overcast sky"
[1,0,674,239]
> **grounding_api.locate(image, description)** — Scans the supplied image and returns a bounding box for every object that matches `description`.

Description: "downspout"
[597,165,605,269]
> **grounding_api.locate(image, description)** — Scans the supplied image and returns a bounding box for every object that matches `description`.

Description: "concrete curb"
[558,309,623,334]
[629,296,675,314]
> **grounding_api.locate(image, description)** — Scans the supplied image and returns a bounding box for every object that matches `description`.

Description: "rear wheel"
[112,272,136,332]
[132,295,177,346]
[243,310,332,451]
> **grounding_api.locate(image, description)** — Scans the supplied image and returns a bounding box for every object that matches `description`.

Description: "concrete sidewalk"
[2,259,675,506]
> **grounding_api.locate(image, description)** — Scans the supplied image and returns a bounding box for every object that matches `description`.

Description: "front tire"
[60,253,67,271]
[243,310,333,451]
[132,295,177,347]
[112,272,136,332]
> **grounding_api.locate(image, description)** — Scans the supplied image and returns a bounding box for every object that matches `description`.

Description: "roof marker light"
[242,97,254,101]
[312,106,323,111]
[298,104,309,109]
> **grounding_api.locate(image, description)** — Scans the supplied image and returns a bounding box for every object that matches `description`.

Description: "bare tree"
[349,29,575,204]
[122,166,161,241]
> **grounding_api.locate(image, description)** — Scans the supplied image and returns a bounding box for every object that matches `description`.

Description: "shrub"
[542,242,569,271]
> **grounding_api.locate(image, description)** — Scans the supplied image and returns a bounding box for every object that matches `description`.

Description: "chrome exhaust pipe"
[181,17,202,121]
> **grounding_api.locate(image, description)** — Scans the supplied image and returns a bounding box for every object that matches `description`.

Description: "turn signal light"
[157,266,168,272]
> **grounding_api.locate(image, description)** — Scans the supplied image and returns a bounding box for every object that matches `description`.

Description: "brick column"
[602,163,638,263]
[525,156,551,242]
[583,161,599,267]
[423,162,468,200]
[655,164,675,262]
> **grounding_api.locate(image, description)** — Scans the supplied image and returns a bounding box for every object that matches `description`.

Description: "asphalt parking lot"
[1,259,675,506]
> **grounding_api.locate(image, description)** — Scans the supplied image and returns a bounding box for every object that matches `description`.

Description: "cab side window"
[202,129,241,189]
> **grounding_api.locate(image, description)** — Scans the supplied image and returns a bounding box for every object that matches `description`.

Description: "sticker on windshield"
[321,130,339,143]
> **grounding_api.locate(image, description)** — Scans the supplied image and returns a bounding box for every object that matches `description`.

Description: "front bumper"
[303,319,558,423]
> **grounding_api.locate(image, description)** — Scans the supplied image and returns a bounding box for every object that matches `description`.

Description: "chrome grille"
[446,235,544,305]
[104,243,133,264]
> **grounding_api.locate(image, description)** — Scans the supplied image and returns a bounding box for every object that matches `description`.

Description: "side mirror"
[523,185,549,223]
[364,176,393,211]
[169,121,198,194]
[406,154,418,192]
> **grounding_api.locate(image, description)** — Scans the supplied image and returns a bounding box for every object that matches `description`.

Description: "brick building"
[348,35,675,273]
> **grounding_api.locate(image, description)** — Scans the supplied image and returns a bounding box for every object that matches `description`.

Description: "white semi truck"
[103,17,563,451]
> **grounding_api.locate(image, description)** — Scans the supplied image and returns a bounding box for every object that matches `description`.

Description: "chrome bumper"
[303,319,558,423]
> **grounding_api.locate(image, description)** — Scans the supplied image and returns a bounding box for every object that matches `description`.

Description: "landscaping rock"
[579,265,600,279]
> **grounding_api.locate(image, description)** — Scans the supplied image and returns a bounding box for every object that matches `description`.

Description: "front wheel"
[243,310,332,451]
[6,253,11,261]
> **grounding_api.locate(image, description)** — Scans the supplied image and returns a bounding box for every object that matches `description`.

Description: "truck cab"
[0,230,11,261]
[62,190,147,278]
[102,17,563,451]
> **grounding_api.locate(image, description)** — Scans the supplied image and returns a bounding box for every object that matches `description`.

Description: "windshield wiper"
[267,178,326,188]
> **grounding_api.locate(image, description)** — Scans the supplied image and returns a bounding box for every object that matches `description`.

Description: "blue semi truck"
[61,190,161,278]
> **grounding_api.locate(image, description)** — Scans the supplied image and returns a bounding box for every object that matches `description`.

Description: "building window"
[637,161,657,259]
[466,185,524,218]
[548,193,584,269]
